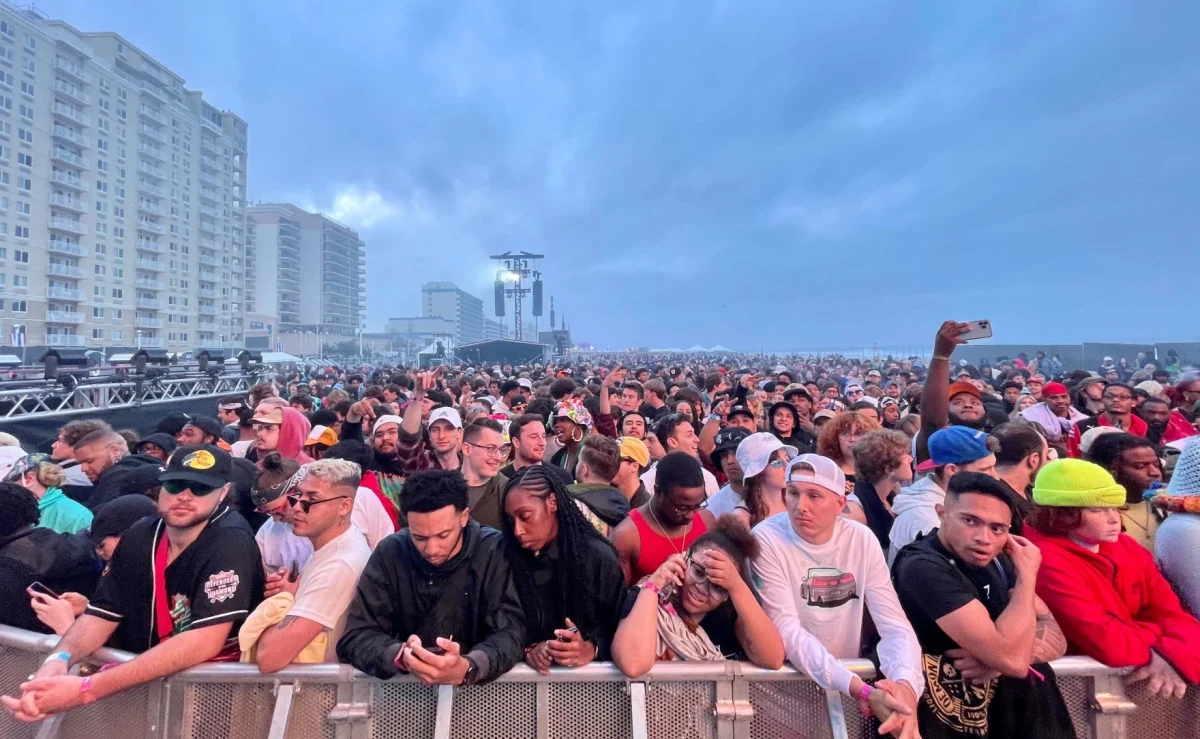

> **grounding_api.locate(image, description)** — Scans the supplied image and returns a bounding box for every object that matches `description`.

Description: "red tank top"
[629,508,709,583]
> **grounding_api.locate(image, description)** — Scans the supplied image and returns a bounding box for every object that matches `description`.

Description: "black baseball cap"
[90,495,159,544]
[709,426,751,469]
[158,444,233,489]
[727,404,755,421]
[183,416,223,441]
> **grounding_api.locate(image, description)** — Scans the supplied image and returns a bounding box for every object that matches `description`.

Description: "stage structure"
[491,251,544,341]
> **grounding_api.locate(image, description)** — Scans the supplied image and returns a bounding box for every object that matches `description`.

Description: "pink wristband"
[857,683,873,717]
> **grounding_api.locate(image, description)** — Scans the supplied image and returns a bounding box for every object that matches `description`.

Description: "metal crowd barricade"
[2,625,1195,739]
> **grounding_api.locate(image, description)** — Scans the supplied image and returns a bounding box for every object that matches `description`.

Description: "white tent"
[686,345,707,352]
[709,344,732,352]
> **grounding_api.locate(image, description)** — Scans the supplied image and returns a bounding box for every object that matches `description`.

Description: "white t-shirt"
[255,488,394,572]
[751,514,924,697]
[231,439,253,459]
[640,461,720,497]
[287,526,372,661]
[706,484,744,518]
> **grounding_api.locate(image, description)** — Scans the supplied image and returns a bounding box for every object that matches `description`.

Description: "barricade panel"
[368,681,439,739]
[547,680,633,739]
[1057,675,1096,739]
[644,680,716,739]
[1127,681,1200,739]
[0,644,42,739]
[60,681,153,739]
[451,681,538,738]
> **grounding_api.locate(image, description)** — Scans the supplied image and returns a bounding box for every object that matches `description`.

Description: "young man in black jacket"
[71,429,166,511]
[336,469,525,685]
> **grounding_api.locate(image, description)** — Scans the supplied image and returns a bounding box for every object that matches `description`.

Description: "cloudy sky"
[46,0,1200,350]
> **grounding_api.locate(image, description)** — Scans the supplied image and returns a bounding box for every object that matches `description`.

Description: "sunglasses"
[162,479,222,496]
[286,494,349,514]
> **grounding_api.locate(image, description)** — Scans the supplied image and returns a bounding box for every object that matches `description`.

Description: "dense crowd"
[3,320,1200,738]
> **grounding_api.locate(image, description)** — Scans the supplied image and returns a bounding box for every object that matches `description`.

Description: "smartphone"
[29,581,60,599]
[960,320,993,341]
[557,626,580,643]
[425,645,447,656]
[287,560,300,583]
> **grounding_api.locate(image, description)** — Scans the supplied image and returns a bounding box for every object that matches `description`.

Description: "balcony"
[138,124,164,143]
[199,205,221,219]
[53,79,91,105]
[199,187,218,203]
[48,287,84,301]
[48,239,84,256]
[199,237,218,249]
[137,144,166,163]
[52,148,86,168]
[198,304,217,315]
[54,59,92,85]
[198,288,216,298]
[53,103,90,127]
[52,125,87,146]
[49,194,86,213]
[138,180,165,197]
[47,334,86,347]
[198,321,219,332]
[138,160,165,179]
[136,239,164,253]
[198,169,218,186]
[136,259,164,272]
[200,154,219,171]
[135,278,164,290]
[49,217,87,235]
[201,116,222,134]
[51,171,88,190]
[139,105,166,125]
[198,220,219,236]
[137,337,165,349]
[136,298,163,310]
[137,201,164,216]
[199,254,219,267]
[46,311,84,324]
[135,317,163,329]
[138,80,167,104]
[137,219,165,234]
[200,138,219,156]
[47,263,85,278]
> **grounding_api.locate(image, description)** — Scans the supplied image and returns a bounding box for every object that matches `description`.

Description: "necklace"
[646,502,691,557]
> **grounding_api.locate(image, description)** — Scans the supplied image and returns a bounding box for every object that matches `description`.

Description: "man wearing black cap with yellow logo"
[2,445,264,724]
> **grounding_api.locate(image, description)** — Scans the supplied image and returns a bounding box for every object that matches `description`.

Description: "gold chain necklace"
[647,501,691,557]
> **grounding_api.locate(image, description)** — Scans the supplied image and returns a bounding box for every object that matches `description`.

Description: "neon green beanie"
[1032,459,1127,508]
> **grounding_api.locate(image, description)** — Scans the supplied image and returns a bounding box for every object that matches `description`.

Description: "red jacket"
[1026,528,1200,682]
[360,470,401,531]
[1068,413,1147,458]
[1162,410,1197,446]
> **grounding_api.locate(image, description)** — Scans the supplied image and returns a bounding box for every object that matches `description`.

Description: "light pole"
[136,330,142,349]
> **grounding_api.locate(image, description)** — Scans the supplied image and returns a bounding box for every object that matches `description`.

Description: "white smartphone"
[960,320,993,341]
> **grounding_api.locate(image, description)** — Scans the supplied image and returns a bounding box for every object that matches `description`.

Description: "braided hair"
[501,465,616,643]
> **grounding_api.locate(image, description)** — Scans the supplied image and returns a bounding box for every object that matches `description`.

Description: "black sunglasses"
[286,494,349,514]
[162,479,222,496]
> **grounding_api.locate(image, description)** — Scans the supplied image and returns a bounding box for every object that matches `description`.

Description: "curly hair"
[852,429,911,483]
[816,412,881,465]
[256,451,300,490]
[689,515,760,579]
[0,482,39,537]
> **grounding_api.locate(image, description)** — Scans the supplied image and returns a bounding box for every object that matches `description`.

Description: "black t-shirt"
[87,505,264,655]
[891,531,1015,655]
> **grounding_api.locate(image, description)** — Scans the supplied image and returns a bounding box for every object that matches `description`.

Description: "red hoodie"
[268,407,314,466]
[1026,528,1200,682]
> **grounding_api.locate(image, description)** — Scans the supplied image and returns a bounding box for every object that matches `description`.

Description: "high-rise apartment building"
[422,281,483,345]
[0,4,248,351]
[246,203,365,341]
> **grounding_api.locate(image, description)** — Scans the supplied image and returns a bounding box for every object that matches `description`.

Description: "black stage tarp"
[0,396,228,453]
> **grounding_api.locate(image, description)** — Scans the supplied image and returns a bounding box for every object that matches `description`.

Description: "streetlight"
[136,330,142,349]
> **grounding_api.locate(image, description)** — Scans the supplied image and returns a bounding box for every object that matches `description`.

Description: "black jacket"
[566,483,630,527]
[0,527,100,632]
[336,520,525,683]
[85,454,167,511]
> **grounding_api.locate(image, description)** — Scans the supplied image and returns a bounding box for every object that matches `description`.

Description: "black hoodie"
[768,401,816,453]
[566,483,630,528]
[0,527,100,632]
[84,453,167,511]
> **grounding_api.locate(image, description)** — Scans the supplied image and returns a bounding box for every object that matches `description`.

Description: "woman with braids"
[501,465,628,674]
[611,516,784,677]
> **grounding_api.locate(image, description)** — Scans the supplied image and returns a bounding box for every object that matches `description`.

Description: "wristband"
[393,644,411,672]
[79,675,97,705]
[857,683,873,717]
[640,580,662,596]
[44,651,71,665]
[931,355,950,362]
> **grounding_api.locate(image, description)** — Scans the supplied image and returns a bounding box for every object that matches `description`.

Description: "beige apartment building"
[0,3,247,352]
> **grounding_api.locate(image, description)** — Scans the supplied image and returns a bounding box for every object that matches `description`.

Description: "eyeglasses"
[686,556,728,600]
[465,443,511,458]
[668,496,708,515]
[286,494,350,513]
[162,480,221,496]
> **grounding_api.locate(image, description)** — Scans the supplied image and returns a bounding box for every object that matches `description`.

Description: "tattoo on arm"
[1031,611,1068,663]
[275,616,298,633]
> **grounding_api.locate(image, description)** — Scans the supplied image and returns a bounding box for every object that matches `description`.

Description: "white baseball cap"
[517,378,533,390]
[786,454,846,496]
[372,414,404,436]
[735,432,798,480]
[428,407,463,430]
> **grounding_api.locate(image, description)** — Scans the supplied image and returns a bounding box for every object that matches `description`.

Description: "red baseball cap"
[1042,382,1069,397]
[948,381,981,400]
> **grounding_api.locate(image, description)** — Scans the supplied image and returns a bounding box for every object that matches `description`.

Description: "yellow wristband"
[931,355,950,362]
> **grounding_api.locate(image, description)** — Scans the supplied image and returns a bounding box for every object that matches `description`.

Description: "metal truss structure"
[0,372,259,420]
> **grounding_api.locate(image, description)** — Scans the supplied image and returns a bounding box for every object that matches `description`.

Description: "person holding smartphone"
[2,446,265,724]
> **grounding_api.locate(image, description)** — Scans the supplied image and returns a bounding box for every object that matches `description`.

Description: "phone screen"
[29,581,60,599]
